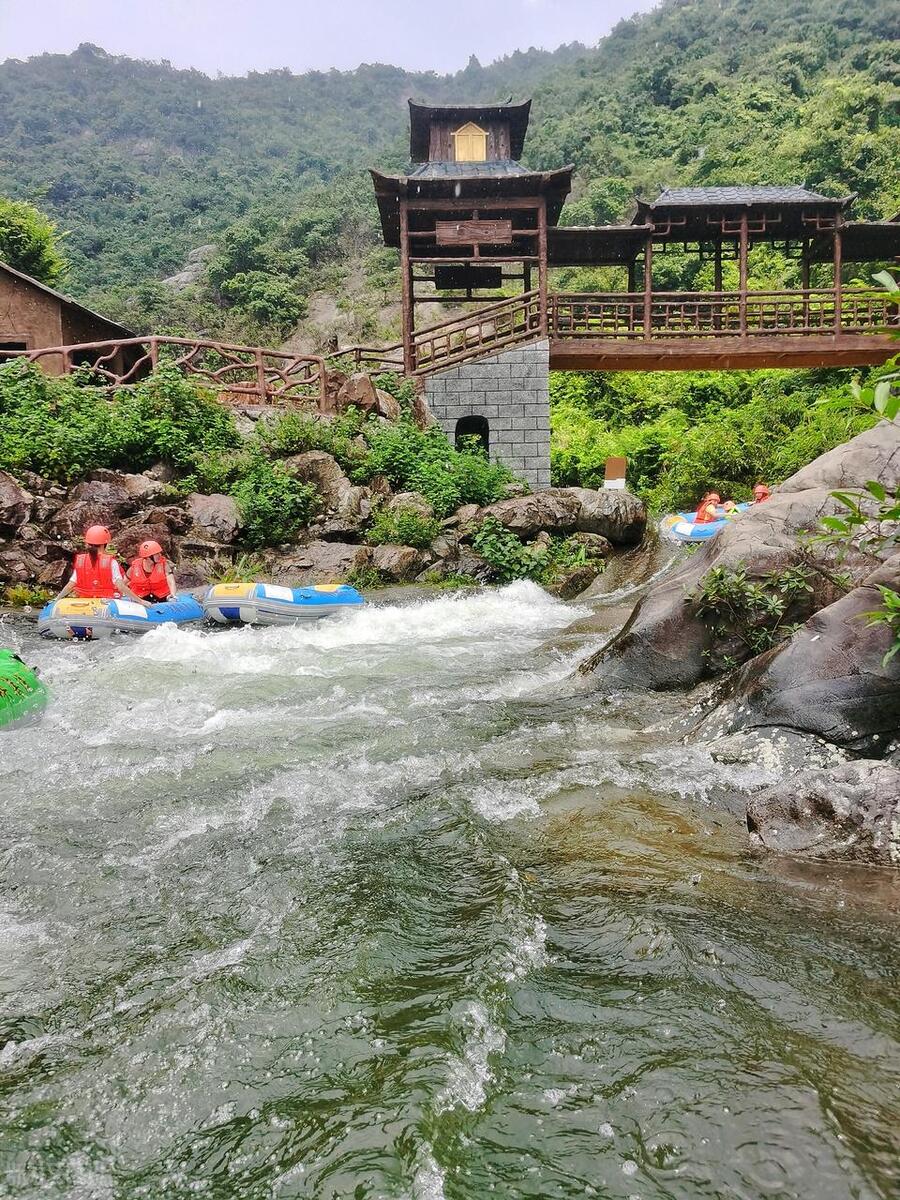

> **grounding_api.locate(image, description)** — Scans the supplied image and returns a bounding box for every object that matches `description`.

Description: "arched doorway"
[455,415,489,455]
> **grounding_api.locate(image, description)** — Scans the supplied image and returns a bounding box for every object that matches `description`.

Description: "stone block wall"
[422,339,550,490]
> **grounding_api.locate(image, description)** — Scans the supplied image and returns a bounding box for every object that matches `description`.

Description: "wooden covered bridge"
[369,100,899,377]
[4,97,898,487]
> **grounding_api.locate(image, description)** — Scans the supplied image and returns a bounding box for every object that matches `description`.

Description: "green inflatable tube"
[0,648,48,729]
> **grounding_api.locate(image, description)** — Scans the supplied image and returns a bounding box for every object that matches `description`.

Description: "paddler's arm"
[113,562,149,607]
[54,573,76,601]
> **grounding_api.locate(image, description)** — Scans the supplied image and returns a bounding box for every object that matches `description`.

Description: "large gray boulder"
[372,543,423,582]
[476,491,581,539]
[265,540,371,585]
[746,760,900,865]
[185,493,241,543]
[475,487,646,546]
[0,471,32,536]
[582,421,900,689]
[552,487,647,545]
[697,554,900,754]
[285,451,371,540]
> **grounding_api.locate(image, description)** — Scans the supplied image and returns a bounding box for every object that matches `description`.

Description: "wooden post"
[642,236,653,341]
[537,198,548,335]
[399,200,414,373]
[626,259,637,332]
[255,347,267,404]
[833,224,843,335]
[738,211,749,336]
[149,336,159,371]
[801,242,810,330]
[713,240,722,330]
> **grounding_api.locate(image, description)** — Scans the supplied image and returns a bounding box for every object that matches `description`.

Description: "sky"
[0,0,656,76]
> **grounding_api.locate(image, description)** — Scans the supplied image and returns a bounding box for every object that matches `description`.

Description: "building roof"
[408,99,531,162]
[0,260,135,338]
[548,224,653,266]
[637,185,850,211]
[406,159,532,181]
[370,165,573,247]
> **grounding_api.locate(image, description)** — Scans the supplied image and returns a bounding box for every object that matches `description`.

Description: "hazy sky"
[0,0,656,76]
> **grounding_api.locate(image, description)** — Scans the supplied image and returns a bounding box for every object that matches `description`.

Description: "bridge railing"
[17,336,326,405]
[323,342,405,373]
[549,289,900,340]
[410,289,543,374]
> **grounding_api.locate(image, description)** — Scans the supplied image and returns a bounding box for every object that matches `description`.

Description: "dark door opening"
[455,415,490,455]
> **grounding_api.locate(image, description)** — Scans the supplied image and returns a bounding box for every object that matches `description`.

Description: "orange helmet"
[708,492,721,503]
[84,525,111,546]
[138,540,163,558]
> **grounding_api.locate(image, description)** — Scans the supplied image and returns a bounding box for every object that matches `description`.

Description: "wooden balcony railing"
[549,288,899,341]
[17,336,325,405]
[323,342,405,373]
[411,288,543,373]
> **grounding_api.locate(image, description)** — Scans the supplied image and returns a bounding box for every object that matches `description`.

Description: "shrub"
[3,583,52,608]
[359,420,514,516]
[471,517,543,583]
[230,458,317,548]
[0,361,241,482]
[253,408,367,471]
[365,504,440,549]
[689,563,814,672]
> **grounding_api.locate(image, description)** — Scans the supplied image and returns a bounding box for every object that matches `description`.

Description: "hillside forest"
[0,0,897,509]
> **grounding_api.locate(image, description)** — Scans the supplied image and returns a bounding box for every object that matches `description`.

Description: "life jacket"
[128,556,169,599]
[73,551,120,598]
[693,500,720,525]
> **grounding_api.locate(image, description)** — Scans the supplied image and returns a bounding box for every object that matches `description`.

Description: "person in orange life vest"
[127,540,177,604]
[54,525,148,605]
[753,482,771,503]
[694,492,722,524]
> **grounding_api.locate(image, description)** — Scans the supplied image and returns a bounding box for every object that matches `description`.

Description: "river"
[1,582,898,1199]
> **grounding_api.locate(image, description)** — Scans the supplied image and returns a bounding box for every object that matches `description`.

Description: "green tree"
[0,197,67,284]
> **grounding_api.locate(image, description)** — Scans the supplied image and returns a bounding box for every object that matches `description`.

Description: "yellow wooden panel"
[452,122,487,163]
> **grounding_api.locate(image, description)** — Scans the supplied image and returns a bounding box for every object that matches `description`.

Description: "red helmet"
[753,483,770,496]
[138,540,163,558]
[708,492,721,503]
[84,525,111,546]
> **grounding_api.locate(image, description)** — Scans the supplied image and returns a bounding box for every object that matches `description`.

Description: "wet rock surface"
[698,554,900,755]
[746,760,900,865]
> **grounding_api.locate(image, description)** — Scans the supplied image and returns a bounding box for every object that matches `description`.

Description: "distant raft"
[38,594,205,640]
[660,502,751,544]
[0,648,47,728]
[203,582,365,626]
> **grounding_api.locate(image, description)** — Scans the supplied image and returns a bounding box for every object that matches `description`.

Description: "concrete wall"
[422,339,550,490]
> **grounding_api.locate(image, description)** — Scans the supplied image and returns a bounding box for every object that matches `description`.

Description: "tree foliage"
[0,196,66,284]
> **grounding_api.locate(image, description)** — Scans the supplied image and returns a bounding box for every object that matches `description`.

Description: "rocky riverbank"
[0,369,648,599]
[581,420,900,866]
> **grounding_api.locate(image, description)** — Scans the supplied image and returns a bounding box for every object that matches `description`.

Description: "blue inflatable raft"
[660,502,751,544]
[38,594,205,640]
[203,582,365,626]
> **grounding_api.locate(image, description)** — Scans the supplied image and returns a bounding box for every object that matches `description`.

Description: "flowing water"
[1,583,899,1200]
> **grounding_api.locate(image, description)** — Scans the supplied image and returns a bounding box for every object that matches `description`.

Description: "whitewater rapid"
[2,583,898,1199]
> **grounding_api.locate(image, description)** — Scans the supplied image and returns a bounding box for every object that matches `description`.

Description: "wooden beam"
[833,225,843,335]
[738,212,749,335]
[399,199,414,373]
[642,237,653,341]
[548,333,897,373]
